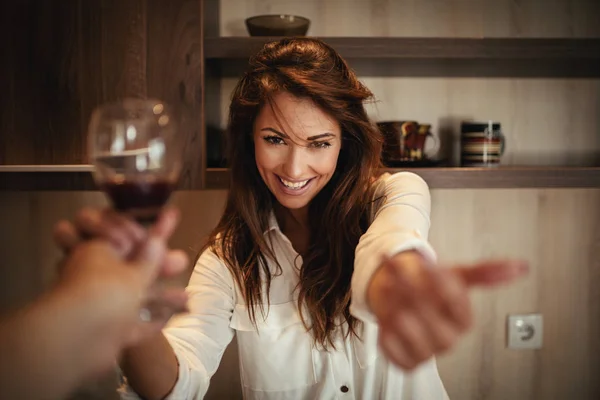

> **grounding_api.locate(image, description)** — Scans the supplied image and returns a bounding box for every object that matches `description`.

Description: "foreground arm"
[119,250,237,400]
[0,236,181,400]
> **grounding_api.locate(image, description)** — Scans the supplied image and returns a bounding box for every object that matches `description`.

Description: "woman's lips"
[275,174,315,196]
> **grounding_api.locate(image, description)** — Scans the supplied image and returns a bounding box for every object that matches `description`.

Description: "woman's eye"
[311,141,331,149]
[264,136,285,145]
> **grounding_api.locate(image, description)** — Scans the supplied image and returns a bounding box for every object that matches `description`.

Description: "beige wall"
[431,188,600,400]
[219,0,600,38]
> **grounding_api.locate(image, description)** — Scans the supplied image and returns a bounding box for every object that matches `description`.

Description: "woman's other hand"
[367,251,528,370]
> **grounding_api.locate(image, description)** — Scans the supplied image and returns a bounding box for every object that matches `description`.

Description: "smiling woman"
[214,39,384,351]
[115,37,528,400]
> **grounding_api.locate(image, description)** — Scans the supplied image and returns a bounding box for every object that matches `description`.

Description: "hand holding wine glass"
[53,206,190,325]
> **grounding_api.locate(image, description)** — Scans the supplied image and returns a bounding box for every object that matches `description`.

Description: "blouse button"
[340,385,349,393]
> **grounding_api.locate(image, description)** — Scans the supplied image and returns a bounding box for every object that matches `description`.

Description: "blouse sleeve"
[120,248,236,400]
[350,172,437,324]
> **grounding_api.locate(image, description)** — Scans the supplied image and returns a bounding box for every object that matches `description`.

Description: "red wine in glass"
[100,178,175,224]
[88,98,183,321]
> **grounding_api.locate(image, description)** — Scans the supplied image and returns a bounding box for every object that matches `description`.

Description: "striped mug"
[460,121,505,167]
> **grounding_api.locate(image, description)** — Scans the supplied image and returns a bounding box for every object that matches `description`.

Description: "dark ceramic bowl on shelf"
[245,15,310,36]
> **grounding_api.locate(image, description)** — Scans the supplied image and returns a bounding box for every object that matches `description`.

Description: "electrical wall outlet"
[507,314,543,349]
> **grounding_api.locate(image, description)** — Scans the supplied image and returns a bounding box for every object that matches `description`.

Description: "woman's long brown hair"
[203,38,383,348]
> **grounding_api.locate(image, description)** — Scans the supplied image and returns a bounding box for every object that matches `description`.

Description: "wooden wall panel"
[0,0,203,188]
[431,189,600,400]
[0,0,150,165]
[145,0,204,189]
[219,0,600,38]
[0,193,39,314]
[0,0,83,165]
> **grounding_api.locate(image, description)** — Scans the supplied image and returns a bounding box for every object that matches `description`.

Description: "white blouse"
[120,172,449,400]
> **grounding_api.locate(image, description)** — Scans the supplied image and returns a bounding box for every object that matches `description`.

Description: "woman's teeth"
[279,177,310,189]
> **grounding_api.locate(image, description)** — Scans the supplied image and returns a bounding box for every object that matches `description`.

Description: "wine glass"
[88,98,182,224]
[88,98,183,321]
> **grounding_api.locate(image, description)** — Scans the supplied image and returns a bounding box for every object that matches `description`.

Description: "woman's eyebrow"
[260,128,335,141]
[260,127,288,138]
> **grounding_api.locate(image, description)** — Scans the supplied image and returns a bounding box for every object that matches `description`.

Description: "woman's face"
[254,92,342,211]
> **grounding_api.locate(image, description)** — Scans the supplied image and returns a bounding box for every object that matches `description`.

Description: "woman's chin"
[274,195,311,210]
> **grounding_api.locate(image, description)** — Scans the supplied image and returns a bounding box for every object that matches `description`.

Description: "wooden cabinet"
[0,0,203,189]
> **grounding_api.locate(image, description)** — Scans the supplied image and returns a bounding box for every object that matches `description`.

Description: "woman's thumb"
[453,260,529,287]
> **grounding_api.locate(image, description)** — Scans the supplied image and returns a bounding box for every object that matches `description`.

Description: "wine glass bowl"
[88,98,182,223]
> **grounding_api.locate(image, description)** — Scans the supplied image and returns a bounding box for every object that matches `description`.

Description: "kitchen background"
[0,0,599,399]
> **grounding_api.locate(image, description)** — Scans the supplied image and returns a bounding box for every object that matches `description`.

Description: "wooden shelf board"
[205,166,600,189]
[0,171,97,191]
[2,166,598,190]
[204,37,600,60]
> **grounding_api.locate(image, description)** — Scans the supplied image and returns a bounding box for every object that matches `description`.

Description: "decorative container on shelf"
[245,15,310,36]
[377,120,445,167]
[460,121,505,167]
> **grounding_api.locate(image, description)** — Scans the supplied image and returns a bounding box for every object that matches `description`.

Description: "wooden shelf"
[3,166,599,191]
[0,165,97,191]
[205,37,600,59]
[204,37,600,77]
[205,167,600,190]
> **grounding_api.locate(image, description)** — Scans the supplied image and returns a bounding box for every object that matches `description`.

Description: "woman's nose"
[282,146,305,179]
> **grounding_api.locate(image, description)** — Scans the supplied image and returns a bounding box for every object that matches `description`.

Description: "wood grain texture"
[0,0,201,180]
[206,37,600,78]
[146,0,204,189]
[204,167,600,189]
[204,37,600,60]
[432,189,600,400]
[201,0,223,183]
[0,0,82,165]
[3,165,599,190]
[0,0,151,165]
[0,193,40,314]
[0,0,205,189]
[0,171,97,191]
[218,0,600,38]
[217,57,600,79]
[429,189,542,399]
